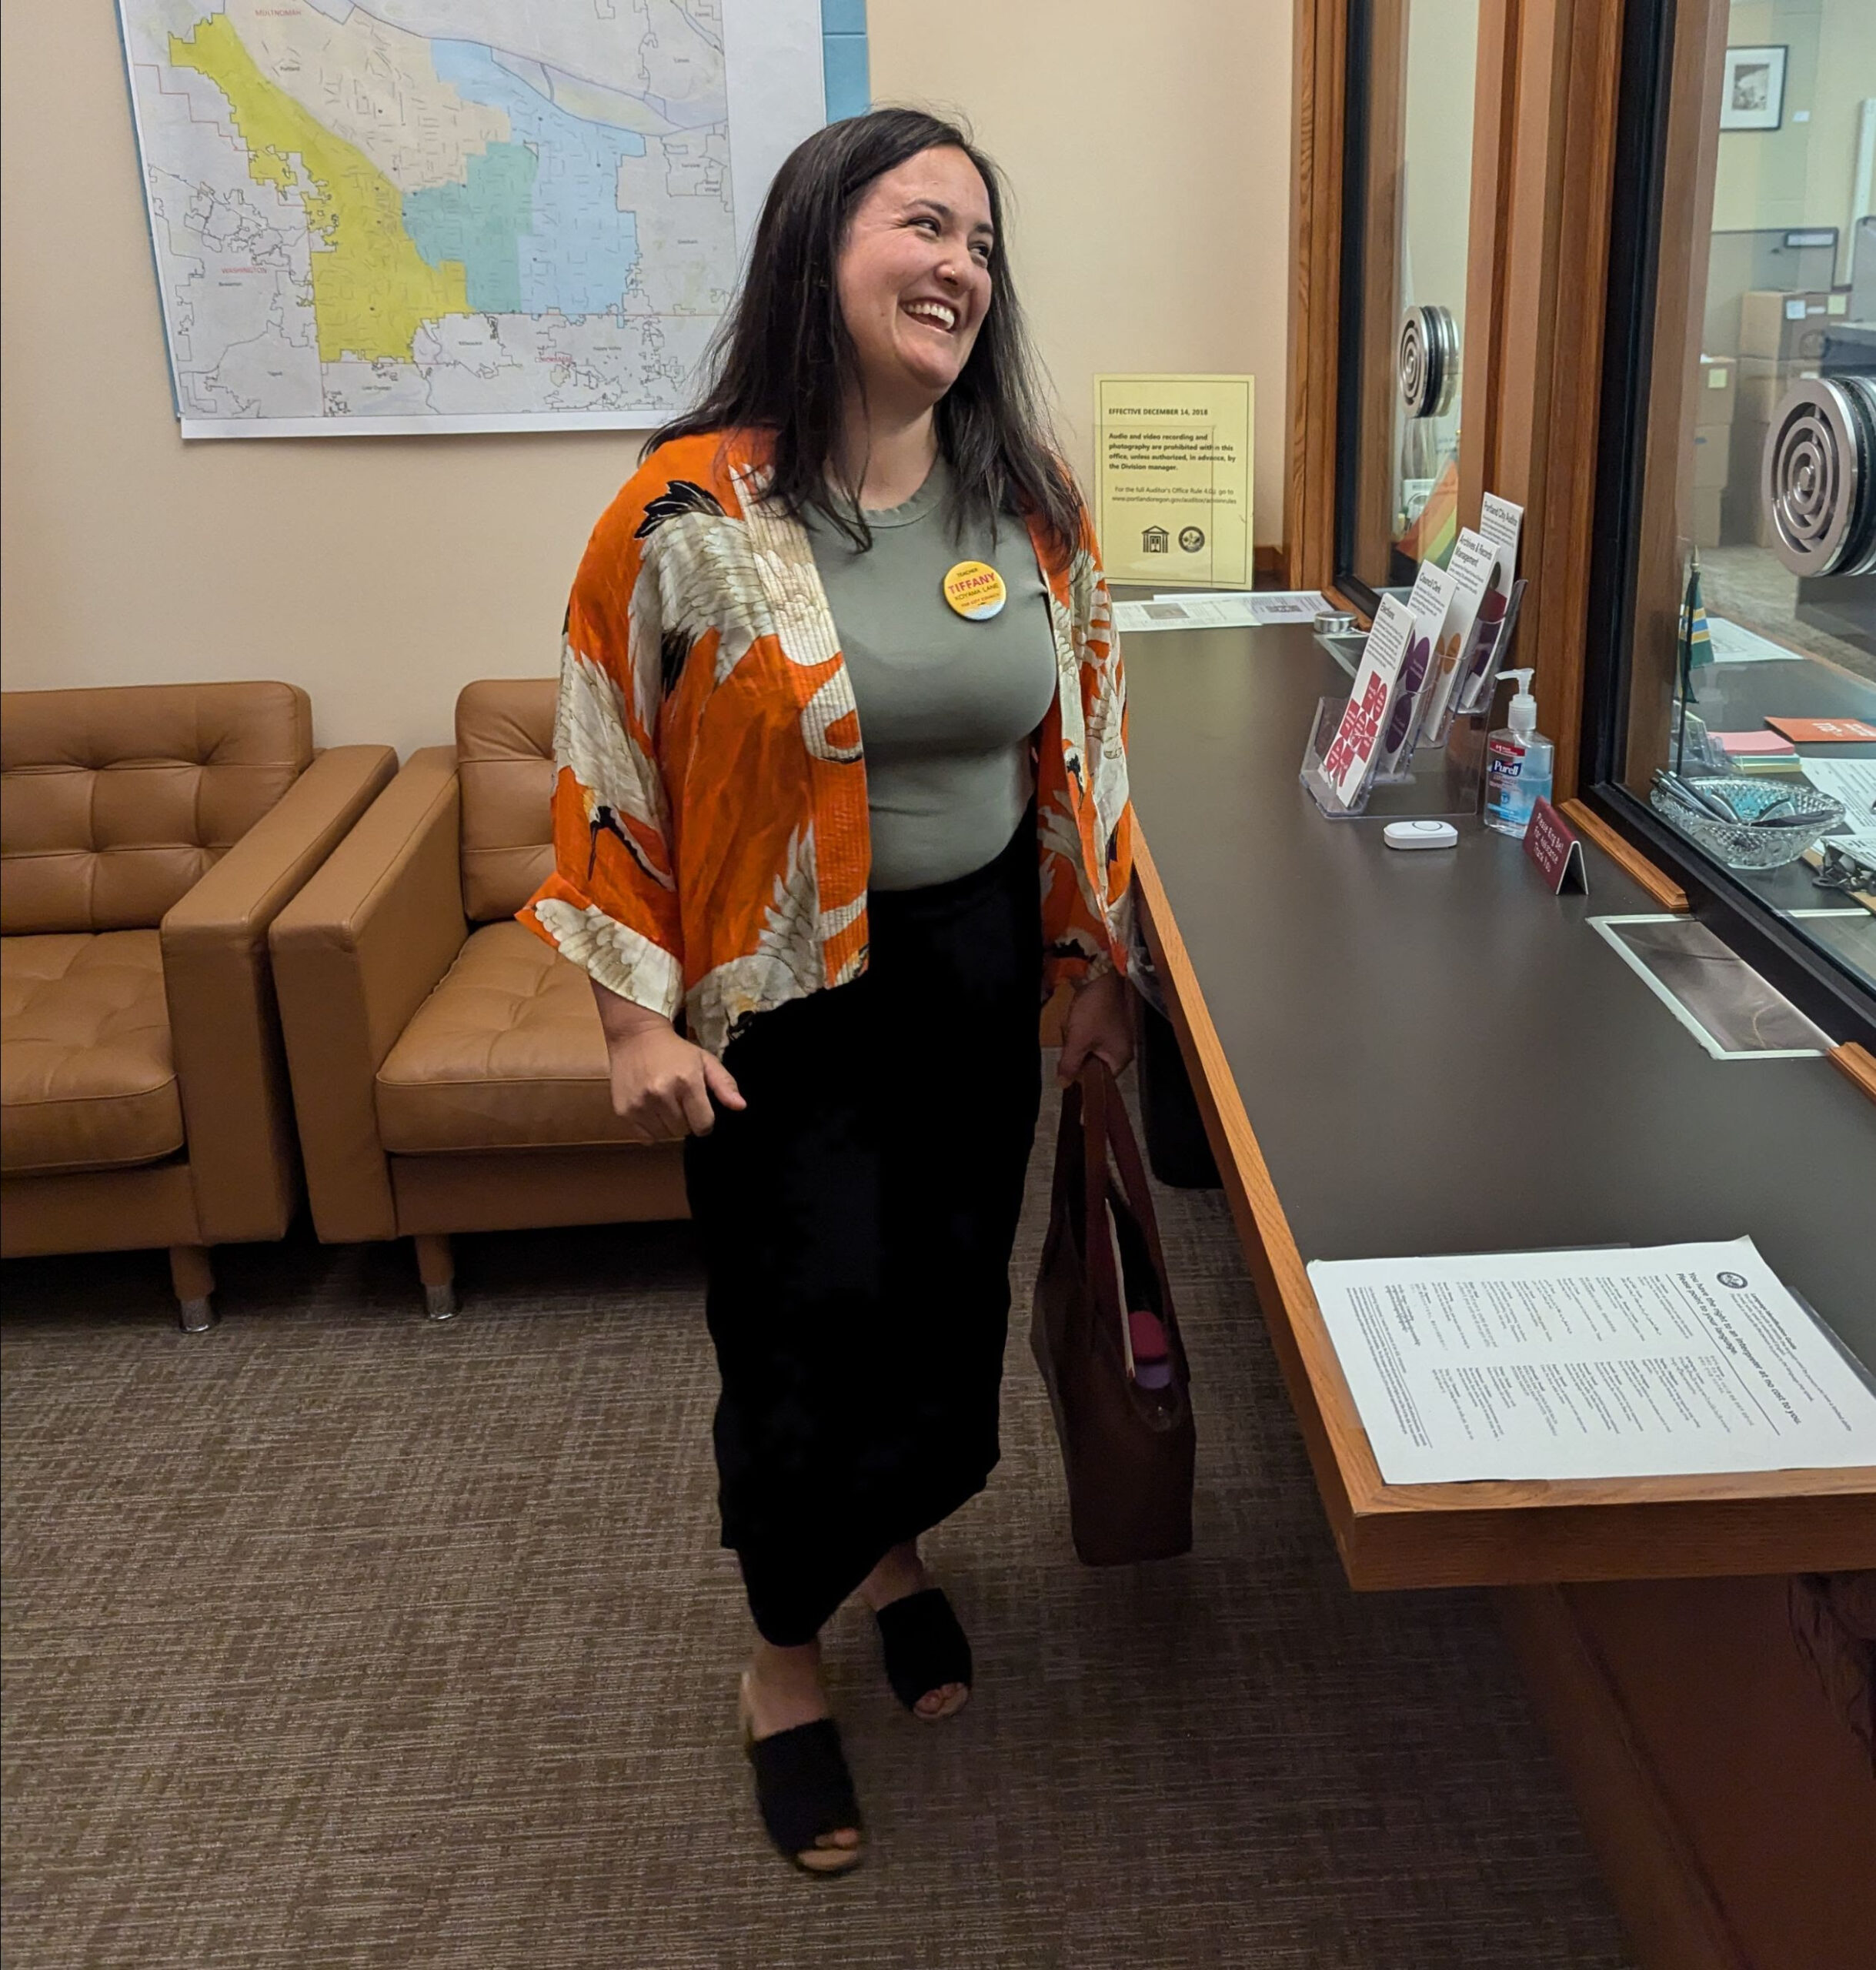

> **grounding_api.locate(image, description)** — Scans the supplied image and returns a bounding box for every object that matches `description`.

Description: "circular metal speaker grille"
[1398,305,1459,419]
[1759,373,1876,579]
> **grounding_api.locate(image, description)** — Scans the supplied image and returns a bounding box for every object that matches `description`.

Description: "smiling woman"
[519,106,1139,1879]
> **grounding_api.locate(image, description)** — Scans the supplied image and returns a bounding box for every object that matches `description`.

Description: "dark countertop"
[1123,622,1876,1377]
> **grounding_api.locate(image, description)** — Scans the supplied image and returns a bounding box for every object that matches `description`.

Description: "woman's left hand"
[1057,969,1135,1086]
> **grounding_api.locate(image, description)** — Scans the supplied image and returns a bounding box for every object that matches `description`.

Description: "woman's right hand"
[592,981,746,1138]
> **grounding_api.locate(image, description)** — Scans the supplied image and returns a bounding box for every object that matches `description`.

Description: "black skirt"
[683,811,1043,1646]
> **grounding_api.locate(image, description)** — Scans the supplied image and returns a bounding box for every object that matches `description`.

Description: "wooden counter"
[1123,621,1876,1590]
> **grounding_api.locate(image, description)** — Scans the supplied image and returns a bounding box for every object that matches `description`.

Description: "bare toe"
[799,1829,863,1872]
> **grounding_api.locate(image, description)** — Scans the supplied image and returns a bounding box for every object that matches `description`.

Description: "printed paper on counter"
[1152,589,1334,623]
[1307,1237,1876,1483]
[1115,589,1333,634]
[1801,758,1876,819]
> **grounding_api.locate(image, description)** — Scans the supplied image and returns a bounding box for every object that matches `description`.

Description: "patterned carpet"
[2,1070,1634,1969]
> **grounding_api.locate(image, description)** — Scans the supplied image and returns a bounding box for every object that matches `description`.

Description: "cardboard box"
[1737,289,1847,366]
[1721,431,1777,547]
[1731,416,1768,487]
[1735,356,1819,425]
[1692,422,1732,489]
[1691,485,1724,548]
[1697,356,1737,423]
[1719,484,1773,548]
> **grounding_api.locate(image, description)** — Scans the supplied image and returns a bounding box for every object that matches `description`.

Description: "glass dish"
[1648,776,1846,872]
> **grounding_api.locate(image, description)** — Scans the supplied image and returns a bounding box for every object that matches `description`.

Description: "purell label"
[1487,737,1525,780]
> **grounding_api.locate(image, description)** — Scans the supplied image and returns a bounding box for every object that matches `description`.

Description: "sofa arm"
[163,743,399,1244]
[269,749,467,1242]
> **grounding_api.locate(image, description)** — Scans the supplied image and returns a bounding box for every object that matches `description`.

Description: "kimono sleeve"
[1077,506,1137,980]
[518,509,685,1023]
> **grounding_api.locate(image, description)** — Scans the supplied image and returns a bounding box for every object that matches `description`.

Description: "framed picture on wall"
[1719,46,1788,132]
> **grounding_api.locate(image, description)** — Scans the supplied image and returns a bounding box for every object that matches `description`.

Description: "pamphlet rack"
[1300,694,1377,818]
[1300,659,1449,818]
[1301,688,1495,823]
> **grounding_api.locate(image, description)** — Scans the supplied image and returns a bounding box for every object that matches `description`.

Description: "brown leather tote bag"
[1030,1058,1196,1565]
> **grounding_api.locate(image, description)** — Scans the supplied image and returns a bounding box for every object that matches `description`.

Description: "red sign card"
[1524,797,1589,895]
[1763,716,1876,744]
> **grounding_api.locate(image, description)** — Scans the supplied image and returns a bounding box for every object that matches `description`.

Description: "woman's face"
[836,145,994,413]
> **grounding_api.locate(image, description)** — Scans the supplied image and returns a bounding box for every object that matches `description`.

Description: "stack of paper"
[1307,1237,1876,1483]
[1112,590,1331,634]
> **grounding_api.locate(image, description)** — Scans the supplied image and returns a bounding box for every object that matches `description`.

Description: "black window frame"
[1333,0,1386,616]
[1577,0,1876,1050]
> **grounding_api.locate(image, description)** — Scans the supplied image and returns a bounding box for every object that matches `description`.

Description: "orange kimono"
[519,430,1136,1054]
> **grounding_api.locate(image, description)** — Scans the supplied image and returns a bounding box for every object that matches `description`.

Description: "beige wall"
[1399,0,1481,338]
[1,1,1290,756]
[1712,0,1875,234]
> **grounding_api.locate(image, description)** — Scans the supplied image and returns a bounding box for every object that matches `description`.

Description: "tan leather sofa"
[1,683,396,1327]
[269,680,686,1317]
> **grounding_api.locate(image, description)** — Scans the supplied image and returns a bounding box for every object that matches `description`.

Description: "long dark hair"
[648,107,1081,558]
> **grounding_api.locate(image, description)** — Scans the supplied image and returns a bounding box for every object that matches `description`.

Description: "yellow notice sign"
[1094,375,1254,589]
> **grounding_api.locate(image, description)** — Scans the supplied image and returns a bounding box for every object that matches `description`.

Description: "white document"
[1150,589,1333,623]
[1117,590,1332,633]
[1116,597,1223,633]
[1801,758,1876,820]
[1307,1237,1876,1483]
[1704,616,1808,664]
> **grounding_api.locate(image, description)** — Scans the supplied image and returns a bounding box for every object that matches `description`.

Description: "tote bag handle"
[1077,1057,1172,1321]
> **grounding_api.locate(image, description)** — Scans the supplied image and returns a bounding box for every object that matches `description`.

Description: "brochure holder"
[1300,694,1377,817]
[1420,576,1530,752]
[1302,688,1494,822]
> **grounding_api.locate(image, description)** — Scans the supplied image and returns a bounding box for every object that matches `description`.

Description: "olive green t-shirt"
[803,458,1060,892]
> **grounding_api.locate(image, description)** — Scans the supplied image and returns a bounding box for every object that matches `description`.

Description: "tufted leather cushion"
[1,932,185,1174]
[374,920,645,1154]
[1,682,314,935]
[456,679,555,923]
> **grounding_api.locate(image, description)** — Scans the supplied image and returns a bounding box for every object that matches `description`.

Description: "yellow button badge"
[941,560,1006,621]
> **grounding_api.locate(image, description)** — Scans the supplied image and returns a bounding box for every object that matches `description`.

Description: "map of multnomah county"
[116,1,820,436]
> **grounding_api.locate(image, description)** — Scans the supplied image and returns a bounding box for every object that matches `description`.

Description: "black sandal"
[874,1586,973,1721]
[739,1680,866,1875]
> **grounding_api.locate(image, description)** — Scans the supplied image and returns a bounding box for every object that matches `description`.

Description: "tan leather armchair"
[269,680,686,1317]
[1,683,396,1327]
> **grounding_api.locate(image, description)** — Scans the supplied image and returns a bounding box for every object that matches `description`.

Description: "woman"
[521,107,1137,1875]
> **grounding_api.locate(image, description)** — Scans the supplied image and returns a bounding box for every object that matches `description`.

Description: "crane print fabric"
[521,429,1136,1057]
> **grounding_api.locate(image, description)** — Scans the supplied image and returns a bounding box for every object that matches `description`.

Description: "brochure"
[1417,528,1500,744]
[1454,495,1524,714]
[1369,562,1453,777]
[1323,594,1415,803]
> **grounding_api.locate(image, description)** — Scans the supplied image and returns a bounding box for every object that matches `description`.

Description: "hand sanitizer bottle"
[1484,669,1554,839]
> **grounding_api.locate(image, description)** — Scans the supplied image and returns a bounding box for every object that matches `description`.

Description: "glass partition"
[1337,0,1483,602]
[1588,0,1876,1023]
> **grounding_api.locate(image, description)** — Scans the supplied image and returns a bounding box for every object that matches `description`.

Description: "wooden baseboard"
[1560,800,1691,911]
[1496,1584,1749,1970]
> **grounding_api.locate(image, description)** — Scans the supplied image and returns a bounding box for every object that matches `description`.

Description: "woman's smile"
[902,297,960,334]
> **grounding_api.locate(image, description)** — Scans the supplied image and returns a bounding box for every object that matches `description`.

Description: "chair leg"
[169,1245,218,1333]
[412,1233,457,1321]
